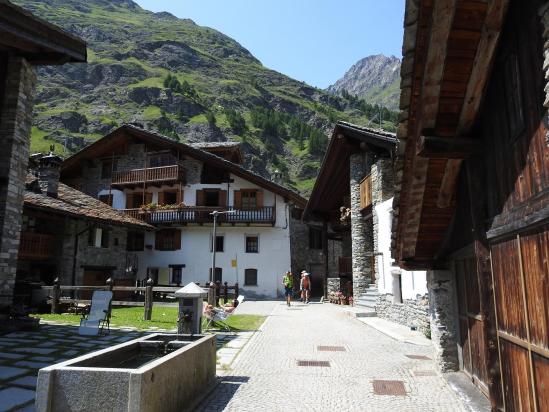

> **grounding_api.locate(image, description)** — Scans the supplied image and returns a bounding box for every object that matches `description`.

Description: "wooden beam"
[421,0,457,129]
[457,0,510,134]
[418,135,483,159]
[437,0,509,209]
[401,0,457,259]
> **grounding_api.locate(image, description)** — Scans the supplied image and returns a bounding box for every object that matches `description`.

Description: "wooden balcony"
[360,174,372,210]
[18,232,55,260]
[121,206,276,226]
[111,165,185,187]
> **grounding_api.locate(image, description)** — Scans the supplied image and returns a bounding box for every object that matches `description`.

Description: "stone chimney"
[38,151,63,198]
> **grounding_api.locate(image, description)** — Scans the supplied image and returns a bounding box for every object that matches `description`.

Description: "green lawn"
[32,307,266,332]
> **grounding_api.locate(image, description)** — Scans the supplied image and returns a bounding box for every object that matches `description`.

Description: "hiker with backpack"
[300,270,311,304]
[282,271,294,307]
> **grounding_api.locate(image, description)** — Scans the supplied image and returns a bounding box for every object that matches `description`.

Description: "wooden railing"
[111,165,184,185]
[18,232,55,260]
[44,278,239,320]
[360,174,372,210]
[338,256,352,275]
[121,206,276,225]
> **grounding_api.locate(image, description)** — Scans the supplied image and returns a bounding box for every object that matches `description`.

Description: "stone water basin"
[35,333,216,412]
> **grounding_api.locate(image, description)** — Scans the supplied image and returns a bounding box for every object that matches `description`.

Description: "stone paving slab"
[11,375,38,388]
[0,387,35,410]
[0,366,28,380]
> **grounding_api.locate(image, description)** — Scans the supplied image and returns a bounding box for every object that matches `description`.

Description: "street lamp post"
[210,210,236,284]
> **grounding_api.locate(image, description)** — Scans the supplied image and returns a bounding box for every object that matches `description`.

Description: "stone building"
[392,0,548,408]
[0,1,87,310]
[59,124,310,298]
[16,153,151,304]
[303,121,428,330]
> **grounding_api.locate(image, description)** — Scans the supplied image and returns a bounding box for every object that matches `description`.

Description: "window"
[205,190,220,206]
[211,235,224,252]
[88,227,109,248]
[309,227,323,250]
[99,194,113,206]
[155,229,181,251]
[245,235,259,253]
[245,269,258,286]
[127,192,152,209]
[241,190,257,210]
[163,191,178,205]
[127,232,145,251]
[147,152,175,168]
[171,267,182,285]
[101,159,118,179]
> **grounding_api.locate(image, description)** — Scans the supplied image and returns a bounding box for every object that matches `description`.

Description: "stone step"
[354,300,377,309]
[357,294,379,302]
[344,307,377,318]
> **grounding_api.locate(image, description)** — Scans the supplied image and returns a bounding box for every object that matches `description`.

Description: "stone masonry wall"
[370,157,394,286]
[0,57,36,307]
[427,270,459,372]
[58,220,130,286]
[327,277,341,295]
[376,294,430,336]
[350,152,373,296]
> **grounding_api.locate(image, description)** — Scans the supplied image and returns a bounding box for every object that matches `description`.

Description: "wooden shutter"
[256,190,264,208]
[145,192,153,204]
[219,190,227,207]
[196,190,205,206]
[173,229,181,250]
[234,190,242,208]
[126,193,133,209]
[158,192,165,205]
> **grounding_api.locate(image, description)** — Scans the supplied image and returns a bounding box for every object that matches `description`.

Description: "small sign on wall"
[231,259,237,268]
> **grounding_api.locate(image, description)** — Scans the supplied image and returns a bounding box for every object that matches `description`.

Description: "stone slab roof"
[24,175,152,230]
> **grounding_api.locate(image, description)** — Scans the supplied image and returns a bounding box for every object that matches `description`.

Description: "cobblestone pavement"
[198,301,468,412]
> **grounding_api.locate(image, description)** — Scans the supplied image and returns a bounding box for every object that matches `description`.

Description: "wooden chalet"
[303,122,396,297]
[392,0,548,410]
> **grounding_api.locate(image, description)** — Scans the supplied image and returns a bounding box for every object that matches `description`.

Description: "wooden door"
[490,225,548,411]
[454,255,490,396]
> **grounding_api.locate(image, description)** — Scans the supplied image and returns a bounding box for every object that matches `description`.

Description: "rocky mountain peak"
[328,54,401,110]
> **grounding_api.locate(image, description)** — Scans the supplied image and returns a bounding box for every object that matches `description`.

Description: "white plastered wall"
[375,197,427,300]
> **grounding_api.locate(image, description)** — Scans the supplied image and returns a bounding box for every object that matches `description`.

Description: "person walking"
[282,271,294,306]
[300,270,311,304]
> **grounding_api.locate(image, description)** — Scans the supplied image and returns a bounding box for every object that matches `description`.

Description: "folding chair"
[204,295,244,332]
[78,290,113,336]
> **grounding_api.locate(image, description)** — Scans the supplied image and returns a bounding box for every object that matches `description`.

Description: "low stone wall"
[327,278,341,295]
[375,294,430,336]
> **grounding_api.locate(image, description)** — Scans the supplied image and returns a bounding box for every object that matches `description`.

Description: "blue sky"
[133,0,405,89]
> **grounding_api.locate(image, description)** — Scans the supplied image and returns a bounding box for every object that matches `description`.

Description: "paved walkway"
[0,321,257,411]
[198,301,467,412]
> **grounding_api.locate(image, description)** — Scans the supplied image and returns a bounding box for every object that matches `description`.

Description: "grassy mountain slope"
[15,0,396,195]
